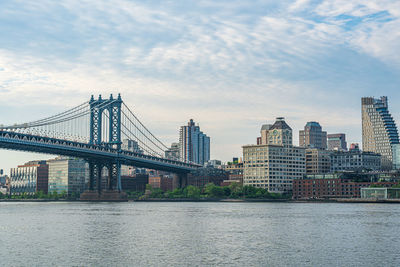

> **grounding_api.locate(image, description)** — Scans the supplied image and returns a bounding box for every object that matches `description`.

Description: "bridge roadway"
[0,130,199,173]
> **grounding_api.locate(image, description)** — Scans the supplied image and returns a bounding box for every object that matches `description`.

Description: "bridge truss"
[0,94,198,195]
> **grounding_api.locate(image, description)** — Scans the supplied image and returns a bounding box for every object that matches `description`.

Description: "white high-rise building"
[179,119,210,165]
[243,117,305,193]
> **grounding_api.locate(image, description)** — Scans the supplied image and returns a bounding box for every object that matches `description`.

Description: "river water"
[0,202,399,266]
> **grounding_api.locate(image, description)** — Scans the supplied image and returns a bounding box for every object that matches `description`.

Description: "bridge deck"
[0,130,200,173]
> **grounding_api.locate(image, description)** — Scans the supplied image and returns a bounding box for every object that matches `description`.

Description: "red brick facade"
[149,176,173,192]
[293,178,397,199]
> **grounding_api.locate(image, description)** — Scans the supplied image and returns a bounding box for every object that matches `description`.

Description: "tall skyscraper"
[179,119,210,165]
[362,96,399,170]
[299,122,327,149]
[327,133,347,151]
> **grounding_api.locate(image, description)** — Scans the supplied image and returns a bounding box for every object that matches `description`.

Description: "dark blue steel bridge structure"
[0,94,199,195]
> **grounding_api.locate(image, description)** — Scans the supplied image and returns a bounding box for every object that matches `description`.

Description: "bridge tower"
[89,93,122,149]
[83,94,124,200]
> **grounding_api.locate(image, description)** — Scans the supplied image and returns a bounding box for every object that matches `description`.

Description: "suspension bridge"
[0,94,200,200]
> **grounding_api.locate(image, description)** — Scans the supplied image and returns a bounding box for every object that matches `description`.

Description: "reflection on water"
[1,202,400,266]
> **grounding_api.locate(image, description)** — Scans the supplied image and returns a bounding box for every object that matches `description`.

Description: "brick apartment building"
[148,176,173,192]
[293,173,397,199]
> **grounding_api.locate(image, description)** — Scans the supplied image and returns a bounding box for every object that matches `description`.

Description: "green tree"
[204,183,225,198]
[149,188,164,198]
[36,190,46,199]
[370,184,384,188]
[184,185,201,199]
[392,183,400,188]
[167,188,184,198]
[242,185,258,198]
[146,184,153,191]
[223,186,231,197]
[229,183,243,198]
[126,191,144,199]
[51,191,59,200]
[60,190,67,199]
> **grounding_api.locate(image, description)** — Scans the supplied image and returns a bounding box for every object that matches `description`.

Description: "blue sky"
[1,0,400,173]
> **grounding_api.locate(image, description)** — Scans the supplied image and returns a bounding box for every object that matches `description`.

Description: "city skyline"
[1,1,400,172]
[0,95,399,174]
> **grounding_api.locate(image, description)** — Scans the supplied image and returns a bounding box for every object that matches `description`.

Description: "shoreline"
[1,198,400,203]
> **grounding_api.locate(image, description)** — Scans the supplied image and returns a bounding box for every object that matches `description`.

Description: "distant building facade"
[305,148,331,174]
[222,159,244,186]
[299,122,327,149]
[179,119,210,165]
[361,188,400,199]
[330,145,381,172]
[122,139,142,154]
[47,157,88,195]
[207,160,222,168]
[165,142,180,160]
[293,173,397,199]
[362,96,399,169]
[0,169,8,195]
[0,169,6,185]
[392,144,400,170]
[243,117,305,193]
[327,133,347,151]
[148,175,173,192]
[121,174,149,192]
[222,160,244,176]
[259,124,272,145]
[187,167,228,187]
[10,161,49,195]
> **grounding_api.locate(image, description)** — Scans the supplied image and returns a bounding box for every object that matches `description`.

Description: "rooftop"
[271,117,292,130]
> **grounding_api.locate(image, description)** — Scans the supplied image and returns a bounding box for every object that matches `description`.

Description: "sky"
[0,0,400,174]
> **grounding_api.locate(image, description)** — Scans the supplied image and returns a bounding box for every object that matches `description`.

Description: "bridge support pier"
[173,173,188,189]
[97,162,103,193]
[88,162,94,190]
[80,160,127,202]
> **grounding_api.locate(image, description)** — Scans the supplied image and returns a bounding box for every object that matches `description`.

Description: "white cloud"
[289,0,312,12]
[1,0,400,170]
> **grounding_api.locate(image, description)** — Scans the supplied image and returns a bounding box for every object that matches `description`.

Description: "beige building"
[362,96,399,170]
[243,117,305,193]
[305,148,331,174]
[259,117,293,147]
[47,157,88,195]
